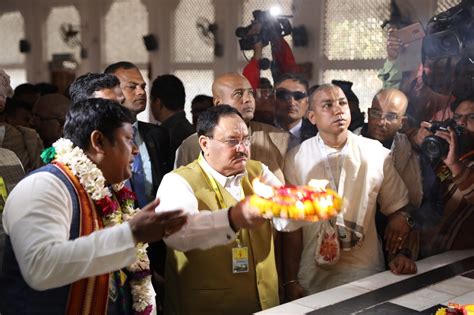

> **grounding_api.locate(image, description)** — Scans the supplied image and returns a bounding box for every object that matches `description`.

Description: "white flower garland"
[53,138,154,314]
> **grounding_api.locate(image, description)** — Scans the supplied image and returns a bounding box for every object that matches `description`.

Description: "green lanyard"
[198,155,245,208]
[198,155,245,246]
[0,176,7,213]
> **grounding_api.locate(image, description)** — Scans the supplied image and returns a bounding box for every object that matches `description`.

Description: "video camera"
[421,119,464,162]
[235,10,292,51]
[422,0,474,96]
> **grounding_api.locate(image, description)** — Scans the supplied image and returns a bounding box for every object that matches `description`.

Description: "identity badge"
[232,246,249,273]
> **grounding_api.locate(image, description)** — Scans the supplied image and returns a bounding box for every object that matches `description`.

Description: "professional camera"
[235,10,292,51]
[422,0,474,95]
[421,119,464,161]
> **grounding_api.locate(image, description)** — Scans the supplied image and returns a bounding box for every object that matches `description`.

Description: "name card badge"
[232,246,249,273]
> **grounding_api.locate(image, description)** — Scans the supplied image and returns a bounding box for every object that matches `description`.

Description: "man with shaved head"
[360,88,423,208]
[282,83,415,301]
[175,72,289,183]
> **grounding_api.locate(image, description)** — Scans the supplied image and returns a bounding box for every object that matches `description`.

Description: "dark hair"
[13,83,39,98]
[192,94,213,107]
[4,97,33,114]
[274,72,309,93]
[150,74,186,111]
[196,105,243,137]
[332,80,359,105]
[63,98,134,150]
[259,77,273,89]
[451,94,474,112]
[104,61,138,74]
[35,82,59,96]
[69,72,121,104]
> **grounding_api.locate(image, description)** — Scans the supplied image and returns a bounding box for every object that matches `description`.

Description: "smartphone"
[393,22,425,44]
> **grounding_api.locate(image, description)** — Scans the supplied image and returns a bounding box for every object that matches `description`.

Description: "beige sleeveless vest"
[164,160,279,315]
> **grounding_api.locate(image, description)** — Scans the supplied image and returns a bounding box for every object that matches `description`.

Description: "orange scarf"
[54,162,110,315]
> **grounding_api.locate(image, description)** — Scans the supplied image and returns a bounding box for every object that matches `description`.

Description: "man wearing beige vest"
[174,73,289,183]
[156,105,301,314]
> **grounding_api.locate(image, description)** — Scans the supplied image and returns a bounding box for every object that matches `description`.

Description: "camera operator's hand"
[247,20,262,36]
[435,128,463,176]
[387,28,403,61]
[252,41,263,60]
[413,121,433,147]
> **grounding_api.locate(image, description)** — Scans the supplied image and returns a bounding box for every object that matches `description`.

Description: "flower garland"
[44,138,154,315]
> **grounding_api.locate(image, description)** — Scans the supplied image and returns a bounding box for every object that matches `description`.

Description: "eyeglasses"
[209,136,253,148]
[368,108,400,122]
[453,112,474,123]
[275,89,307,102]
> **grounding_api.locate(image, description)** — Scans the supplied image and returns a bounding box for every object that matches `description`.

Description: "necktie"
[288,132,299,150]
[131,126,148,208]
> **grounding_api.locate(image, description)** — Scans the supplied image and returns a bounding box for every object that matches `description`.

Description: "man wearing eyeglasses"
[175,73,289,183]
[357,88,421,276]
[31,93,70,149]
[156,105,301,314]
[274,73,317,149]
[359,88,423,209]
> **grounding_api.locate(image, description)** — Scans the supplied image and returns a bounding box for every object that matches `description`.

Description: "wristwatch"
[397,211,415,229]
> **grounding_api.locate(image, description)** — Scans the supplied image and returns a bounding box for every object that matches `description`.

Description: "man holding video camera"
[240,10,300,126]
[418,95,474,258]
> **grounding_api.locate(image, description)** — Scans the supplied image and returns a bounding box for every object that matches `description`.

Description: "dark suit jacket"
[300,118,318,143]
[137,121,172,290]
[161,111,195,157]
[137,121,173,197]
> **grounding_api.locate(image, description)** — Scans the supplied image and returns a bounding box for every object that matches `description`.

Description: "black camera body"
[235,10,292,51]
[421,119,464,161]
[422,0,474,96]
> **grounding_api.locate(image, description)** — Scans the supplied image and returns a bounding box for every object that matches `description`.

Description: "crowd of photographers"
[238,2,474,301]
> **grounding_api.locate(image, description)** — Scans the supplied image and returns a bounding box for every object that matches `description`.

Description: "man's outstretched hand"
[129,198,187,244]
[228,197,266,232]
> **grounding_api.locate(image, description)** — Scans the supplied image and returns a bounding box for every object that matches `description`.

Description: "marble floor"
[257,249,474,314]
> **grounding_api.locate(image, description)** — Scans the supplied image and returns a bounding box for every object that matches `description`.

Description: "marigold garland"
[51,138,154,315]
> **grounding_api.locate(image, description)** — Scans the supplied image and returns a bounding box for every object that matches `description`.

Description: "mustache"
[235,152,249,159]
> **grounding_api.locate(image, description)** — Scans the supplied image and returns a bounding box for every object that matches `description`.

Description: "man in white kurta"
[285,132,409,293]
[282,84,412,299]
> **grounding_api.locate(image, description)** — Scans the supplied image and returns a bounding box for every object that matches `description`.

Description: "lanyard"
[197,154,245,207]
[316,134,349,192]
[198,155,246,246]
[0,176,7,213]
[316,134,349,236]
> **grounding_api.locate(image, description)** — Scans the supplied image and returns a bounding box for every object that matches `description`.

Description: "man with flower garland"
[0,98,187,315]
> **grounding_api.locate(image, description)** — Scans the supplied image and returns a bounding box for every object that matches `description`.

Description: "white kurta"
[284,132,409,294]
[2,172,139,291]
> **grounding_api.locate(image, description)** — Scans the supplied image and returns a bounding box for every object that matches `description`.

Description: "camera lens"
[421,135,448,161]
